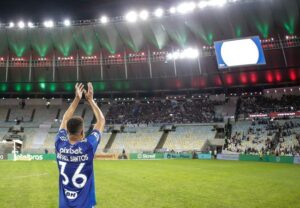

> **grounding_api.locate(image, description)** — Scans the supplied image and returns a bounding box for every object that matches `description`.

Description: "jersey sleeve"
[86,130,101,154]
[55,129,68,144]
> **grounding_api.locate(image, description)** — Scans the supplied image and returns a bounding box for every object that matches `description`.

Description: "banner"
[94,153,118,160]
[217,154,239,161]
[197,153,211,160]
[294,156,300,164]
[7,154,56,161]
[130,153,164,160]
[239,155,294,164]
[164,153,193,159]
[268,156,294,164]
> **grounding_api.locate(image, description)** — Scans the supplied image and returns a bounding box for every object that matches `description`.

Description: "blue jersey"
[55,129,101,208]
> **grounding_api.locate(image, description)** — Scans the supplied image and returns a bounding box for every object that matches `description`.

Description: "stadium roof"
[0,0,298,58]
[0,0,299,94]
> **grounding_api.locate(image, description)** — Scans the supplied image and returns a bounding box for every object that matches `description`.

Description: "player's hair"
[67,116,84,135]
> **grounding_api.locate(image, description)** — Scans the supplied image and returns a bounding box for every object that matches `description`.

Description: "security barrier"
[130,153,164,160]
[0,152,299,164]
[7,154,56,161]
[217,154,239,161]
[239,155,294,164]
[294,156,300,164]
[94,153,119,160]
[164,153,193,159]
[197,153,211,160]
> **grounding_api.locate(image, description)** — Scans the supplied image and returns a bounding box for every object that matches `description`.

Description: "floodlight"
[208,0,227,7]
[183,48,199,59]
[154,8,164,17]
[63,19,71,26]
[18,21,25,29]
[177,2,196,14]
[125,11,138,22]
[9,22,15,28]
[139,10,149,20]
[198,1,208,9]
[169,7,177,14]
[100,16,108,24]
[27,22,34,28]
[44,20,54,28]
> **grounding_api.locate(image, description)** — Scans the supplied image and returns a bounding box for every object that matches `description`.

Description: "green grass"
[0,160,299,208]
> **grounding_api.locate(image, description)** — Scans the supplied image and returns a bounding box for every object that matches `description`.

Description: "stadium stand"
[106,97,224,124]
[110,127,162,153]
[225,118,300,156]
[0,93,300,155]
[163,125,215,151]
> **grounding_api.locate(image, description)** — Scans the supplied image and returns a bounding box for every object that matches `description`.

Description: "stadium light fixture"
[44,20,54,28]
[182,48,199,59]
[154,8,164,18]
[63,19,71,27]
[18,21,25,29]
[169,7,177,14]
[167,48,199,60]
[125,11,138,23]
[177,2,196,14]
[27,22,34,28]
[139,10,149,21]
[198,1,209,9]
[9,22,15,28]
[100,16,108,24]
[208,0,227,7]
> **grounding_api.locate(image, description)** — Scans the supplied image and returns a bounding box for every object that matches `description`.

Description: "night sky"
[0,0,183,22]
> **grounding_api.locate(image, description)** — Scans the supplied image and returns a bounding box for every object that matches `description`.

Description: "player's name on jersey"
[57,152,89,162]
[59,147,83,155]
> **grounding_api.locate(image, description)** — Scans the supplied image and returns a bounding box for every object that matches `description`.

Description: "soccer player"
[55,82,105,208]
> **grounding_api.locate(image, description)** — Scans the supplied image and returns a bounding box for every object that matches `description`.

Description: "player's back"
[55,129,101,208]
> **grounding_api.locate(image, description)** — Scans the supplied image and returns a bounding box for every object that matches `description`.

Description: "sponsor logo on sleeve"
[64,189,78,200]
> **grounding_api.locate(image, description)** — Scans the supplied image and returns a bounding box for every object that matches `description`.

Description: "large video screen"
[214,36,266,69]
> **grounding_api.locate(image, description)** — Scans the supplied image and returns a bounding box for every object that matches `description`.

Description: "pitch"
[0,160,299,208]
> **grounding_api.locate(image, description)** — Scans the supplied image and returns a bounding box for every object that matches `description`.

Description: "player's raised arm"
[59,83,84,130]
[85,82,105,133]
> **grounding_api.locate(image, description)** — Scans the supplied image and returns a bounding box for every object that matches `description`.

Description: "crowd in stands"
[106,98,224,125]
[225,119,300,156]
[238,95,300,117]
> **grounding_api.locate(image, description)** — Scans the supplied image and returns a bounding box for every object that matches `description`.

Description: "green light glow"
[256,23,269,38]
[143,23,168,50]
[165,26,188,48]
[33,45,49,57]
[283,17,295,35]
[25,83,33,92]
[95,33,115,54]
[64,83,73,92]
[235,27,242,37]
[95,28,116,54]
[58,45,72,57]
[39,83,46,90]
[52,29,74,57]
[0,83,8,92]
[74,29,96,56]
[123,81,130,90]
[10,43,26,57]
[114,81,130,90]
[94,82,106,91]
[114,81,122,90]
[14,83,22,92]
[195,30,213,45]
[49,83,56,92]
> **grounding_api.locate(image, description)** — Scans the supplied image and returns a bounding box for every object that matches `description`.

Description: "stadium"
[0,0,300,207]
